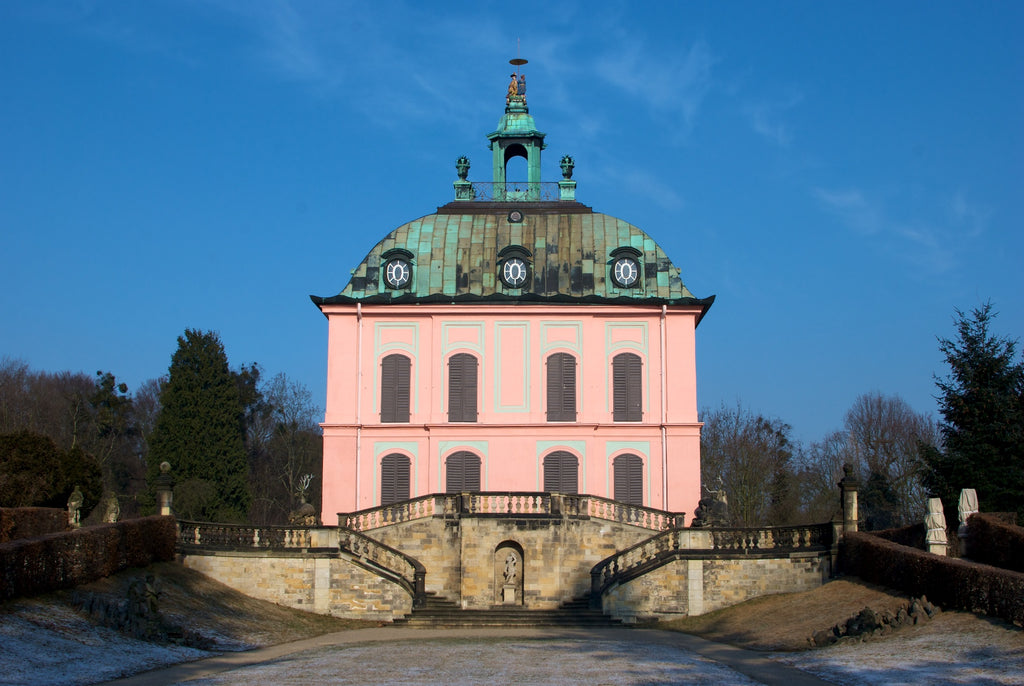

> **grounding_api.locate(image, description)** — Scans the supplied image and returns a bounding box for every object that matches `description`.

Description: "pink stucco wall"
[318,303,703,521]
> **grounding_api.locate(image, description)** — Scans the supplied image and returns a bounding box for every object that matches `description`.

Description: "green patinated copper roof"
[312,205,714,318]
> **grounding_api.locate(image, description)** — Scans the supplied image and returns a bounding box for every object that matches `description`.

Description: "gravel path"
[100,627,833,686]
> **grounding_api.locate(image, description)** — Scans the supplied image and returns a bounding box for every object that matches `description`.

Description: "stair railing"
[339,527,427,608]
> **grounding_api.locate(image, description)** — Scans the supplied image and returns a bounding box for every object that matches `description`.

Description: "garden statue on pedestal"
[67,485,83,528]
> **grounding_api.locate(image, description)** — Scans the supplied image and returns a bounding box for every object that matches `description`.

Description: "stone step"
[395,595,621,628]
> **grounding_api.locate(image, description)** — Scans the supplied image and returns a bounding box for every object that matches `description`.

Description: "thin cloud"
[949,190,990,239]
[595,163,685,211]
[813,186,988,275]
[814,187,882,235]
[744,92,802,147]
[594,39,715,136]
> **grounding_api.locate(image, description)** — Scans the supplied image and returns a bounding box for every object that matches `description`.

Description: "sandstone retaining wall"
[180,551,411,622]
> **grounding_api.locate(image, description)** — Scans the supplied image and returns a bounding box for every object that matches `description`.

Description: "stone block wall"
[603,552,830,623]
[701,552,829,613]
[604,558,691,621]
[368,518,464,598]
[371,515,656,609]
[181,551,411,622]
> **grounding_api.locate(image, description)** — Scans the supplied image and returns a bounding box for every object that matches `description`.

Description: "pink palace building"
[312,66,714,523]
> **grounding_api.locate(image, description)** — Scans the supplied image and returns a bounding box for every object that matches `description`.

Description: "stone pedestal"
[838,464,861,534]
[502,585,516,605]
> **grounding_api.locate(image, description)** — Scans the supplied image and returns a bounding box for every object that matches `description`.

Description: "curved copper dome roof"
[312,202,714,319]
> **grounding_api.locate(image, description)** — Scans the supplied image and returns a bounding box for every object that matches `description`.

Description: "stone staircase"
[393,593,622,628]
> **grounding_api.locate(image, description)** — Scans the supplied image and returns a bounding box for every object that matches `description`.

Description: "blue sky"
[2,1,1021,445]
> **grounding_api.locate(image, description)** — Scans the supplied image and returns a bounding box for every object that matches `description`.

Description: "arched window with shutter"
[380,354,410,423]
[543,451,579,494]
[380,453,411,505]
[612,353,643,422]
[447,353,478,422]
[613,454,644,506]
[445,451,482,492]
[546,352,577,422]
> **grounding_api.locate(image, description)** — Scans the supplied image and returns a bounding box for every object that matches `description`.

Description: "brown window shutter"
[613,454,643,505]
[546,353,577,422]
[613,353,642,422]
[445,451,481,492]
[543,451,579,493]
[380,453,410,505]
[380,354,410,423]
[448,354,478,422]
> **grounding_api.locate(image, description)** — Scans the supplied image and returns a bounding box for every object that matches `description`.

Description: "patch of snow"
[775,623,1024,685]
[0,601,210,686]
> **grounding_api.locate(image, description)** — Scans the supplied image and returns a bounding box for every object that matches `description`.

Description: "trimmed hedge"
[965,513,1024,573]
[868,522,925,549]
[0,515,177,602]
[0,507,68,543]
[842,531,1024,626]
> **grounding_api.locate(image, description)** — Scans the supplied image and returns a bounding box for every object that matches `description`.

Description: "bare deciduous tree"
[700,402,797,527]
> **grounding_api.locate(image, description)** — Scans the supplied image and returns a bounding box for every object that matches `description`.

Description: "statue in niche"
[503,551,518,584]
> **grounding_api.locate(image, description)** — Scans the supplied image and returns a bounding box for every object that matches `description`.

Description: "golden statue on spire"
[507,56,528,106]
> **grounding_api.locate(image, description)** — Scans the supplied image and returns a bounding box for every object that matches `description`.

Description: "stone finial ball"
[160,461,171,474]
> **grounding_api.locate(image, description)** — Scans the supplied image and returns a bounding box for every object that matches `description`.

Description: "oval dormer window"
[498,245,532,290]
[381,248,414,290]
[610,246,643,289]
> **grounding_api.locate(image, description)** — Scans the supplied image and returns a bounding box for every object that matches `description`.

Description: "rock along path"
[99,626,833,686]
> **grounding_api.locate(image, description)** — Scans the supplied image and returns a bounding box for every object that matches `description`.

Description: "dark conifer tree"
[147,330,251,522]
[920,303,1024,520]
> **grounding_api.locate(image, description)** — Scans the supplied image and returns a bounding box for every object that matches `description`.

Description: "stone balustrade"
[340,494,445,530]
[177,521,314,550]
[340,492,682,533]
[584,496,680,531]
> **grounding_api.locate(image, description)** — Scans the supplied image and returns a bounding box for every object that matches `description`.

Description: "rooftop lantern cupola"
[489,57,544,201]
[454,57,576,203]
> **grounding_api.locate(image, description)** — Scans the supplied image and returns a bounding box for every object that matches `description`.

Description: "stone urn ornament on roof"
[455,155,470,180]
[560,154,575,179]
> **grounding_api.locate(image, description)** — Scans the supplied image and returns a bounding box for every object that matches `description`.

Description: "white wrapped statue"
[925,498,948,556]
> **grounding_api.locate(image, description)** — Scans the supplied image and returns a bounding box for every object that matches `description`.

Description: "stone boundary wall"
[180,551,411,622]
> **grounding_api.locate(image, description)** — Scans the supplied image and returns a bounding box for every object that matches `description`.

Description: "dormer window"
[382,248,414,290]
[610,246,642,289]
[498,245,532,289]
